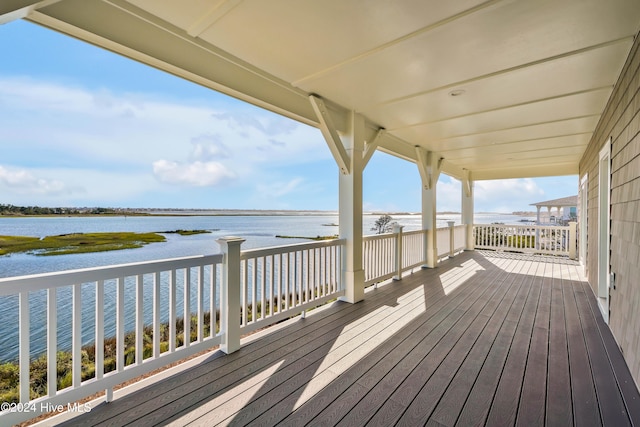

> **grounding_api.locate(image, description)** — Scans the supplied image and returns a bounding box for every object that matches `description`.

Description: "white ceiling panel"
[5,0,639,180]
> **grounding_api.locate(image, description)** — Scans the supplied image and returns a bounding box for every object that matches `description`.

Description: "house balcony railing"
[474,222,577,258]
[0,222,574,425]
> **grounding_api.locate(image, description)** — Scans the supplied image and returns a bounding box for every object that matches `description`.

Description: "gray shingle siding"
[580,30,640,386]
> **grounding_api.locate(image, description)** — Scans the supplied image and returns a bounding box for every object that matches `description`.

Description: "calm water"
[0,213,532,362]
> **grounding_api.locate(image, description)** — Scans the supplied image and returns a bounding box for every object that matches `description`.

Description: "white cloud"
[152,160,235,187]
[188,135,230,162]
[0,76,333,206]
[436,176,462,212]
[0,77,328,169]
[474,178,545,212]
[256,177,304,198]
[0,165,70,195]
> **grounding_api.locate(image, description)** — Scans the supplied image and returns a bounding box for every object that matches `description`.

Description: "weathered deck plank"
[53,251,640,427]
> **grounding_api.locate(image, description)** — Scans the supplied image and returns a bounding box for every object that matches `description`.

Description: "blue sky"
[0,20,578,213]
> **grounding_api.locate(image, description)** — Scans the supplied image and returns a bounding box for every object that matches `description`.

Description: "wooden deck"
[53,251,640,426]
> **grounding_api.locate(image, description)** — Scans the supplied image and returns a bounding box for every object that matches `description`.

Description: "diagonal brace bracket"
[309,95,350,175]
[415,146,442,190]
[363,128,385,168]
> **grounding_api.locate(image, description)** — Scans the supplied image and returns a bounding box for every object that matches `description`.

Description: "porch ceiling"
[5,0,640,180]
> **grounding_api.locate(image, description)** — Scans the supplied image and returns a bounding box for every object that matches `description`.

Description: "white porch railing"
[0,239,345,425]
[436,224,467,260]
[402,229,426,271]
[239,239,345,335]
[363,224,463,286]
[473,223,577,257]
[0,254,225,425]
[362,232,397,286]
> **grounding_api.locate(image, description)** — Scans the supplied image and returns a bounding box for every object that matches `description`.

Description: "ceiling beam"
[0,0,60,24]
[472,162,578,180]
[186,0,243,38]
[375,36,633,109]
[292,0,504,87]
[388,86,613,131]
[28,0,330,129]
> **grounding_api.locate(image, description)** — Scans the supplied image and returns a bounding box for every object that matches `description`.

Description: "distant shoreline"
[0,207,537,217]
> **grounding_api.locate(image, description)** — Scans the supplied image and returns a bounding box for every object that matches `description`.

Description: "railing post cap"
[216,236,246,245]
[392,223,403,232]
[447,221,455,227]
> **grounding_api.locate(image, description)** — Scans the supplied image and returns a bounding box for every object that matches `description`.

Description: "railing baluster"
[210,264,217,337]
[277,254,283,313]
[198,265,204,342]
[302,249,313,302]
[242,260,248,326]
[284,254,290,311]
[116,277,125,372]
[95,281,104,380]
[73,284,82,387]
[184,268,190,348]
[269,255,275,316]
[47,287,57,397]
[19,291,29,403]
[135,274,144,364]
[252,258,257,323]
[169,270,176,353]
[153,272,160,358]
[260,257,266,319]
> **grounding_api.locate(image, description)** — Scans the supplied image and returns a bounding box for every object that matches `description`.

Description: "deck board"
[485,259,541,427]
[516,261,551,427]
[53,251,640,427]
[545,262,573,426]
[563,263,601,427]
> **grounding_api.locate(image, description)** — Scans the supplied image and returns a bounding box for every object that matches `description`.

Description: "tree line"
[0,204,118,216]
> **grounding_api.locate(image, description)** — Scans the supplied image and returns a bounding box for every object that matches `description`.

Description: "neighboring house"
[530,195,578,225]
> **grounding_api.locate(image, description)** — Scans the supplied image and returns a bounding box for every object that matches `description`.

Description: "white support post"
[393,223,404,280]
[217,236,245,354]
[417,148,441,268]
[448,221,455,257]
[462,170,474,250]
[569,221,577,260]
[338,112,365,303]
[311,96,365,304]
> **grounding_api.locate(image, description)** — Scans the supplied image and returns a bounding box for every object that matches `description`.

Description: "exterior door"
[579,174,588,272]
[598,139,611,323]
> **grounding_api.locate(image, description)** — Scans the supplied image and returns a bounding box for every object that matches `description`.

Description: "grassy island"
[161,229,213,236]
[0,230,212,256]
[275,234,338,241]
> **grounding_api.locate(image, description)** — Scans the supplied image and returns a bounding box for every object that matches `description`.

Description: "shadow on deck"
[51,251,640,426]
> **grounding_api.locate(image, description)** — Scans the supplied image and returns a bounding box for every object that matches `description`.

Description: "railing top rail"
[403,229,427,236]
[0,253,224,295]
[363,233,396,242]
[240,238,345,259]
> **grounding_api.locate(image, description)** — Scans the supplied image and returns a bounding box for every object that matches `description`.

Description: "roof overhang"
[3,0,640,181]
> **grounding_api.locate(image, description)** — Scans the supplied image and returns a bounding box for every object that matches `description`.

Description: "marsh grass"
[0,230,217,256]
[0,311,219,404]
